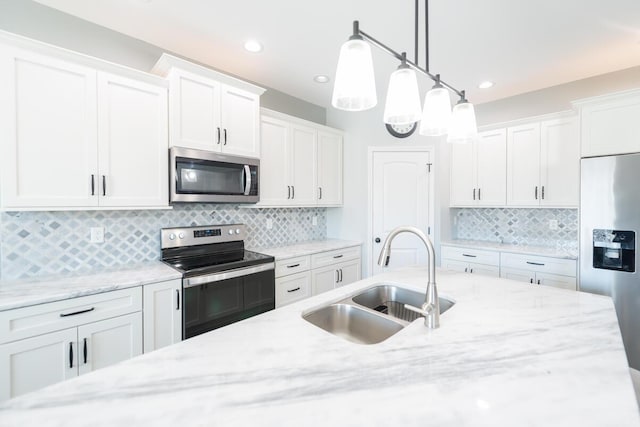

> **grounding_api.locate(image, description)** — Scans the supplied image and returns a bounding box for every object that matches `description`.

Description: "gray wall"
[0,0,326,124]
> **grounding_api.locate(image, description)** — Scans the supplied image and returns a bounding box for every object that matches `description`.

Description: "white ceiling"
[35,0,640,108]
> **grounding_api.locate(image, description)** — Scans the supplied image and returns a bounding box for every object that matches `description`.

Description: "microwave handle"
[243,165,252,196]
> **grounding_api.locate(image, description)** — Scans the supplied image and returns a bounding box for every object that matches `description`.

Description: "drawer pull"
[333,255,344,259]
[287,287,301,293]
[69,342,74,369]
[526,261,545,266]
[60,307,95,317]
[83,338,88,364]
[462,254,477,258]
[287,263,300,268]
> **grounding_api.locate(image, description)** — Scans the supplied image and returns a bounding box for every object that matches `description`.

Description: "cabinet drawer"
[275,255,311,278]
[500,252,576,276]
[0,287,142,345]
[276,271,311,308]
[441,246,499,266]
[311,246,361,269]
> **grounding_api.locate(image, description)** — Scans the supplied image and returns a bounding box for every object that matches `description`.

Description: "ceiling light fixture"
[313,75,330,83]
[331,0,477,143]
[244,40,263,53]
[478,81,494,89]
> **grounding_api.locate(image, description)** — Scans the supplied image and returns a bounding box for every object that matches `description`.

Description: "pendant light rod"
[414,0,419,65]
[356,24,465,99]
[425,0,429,72]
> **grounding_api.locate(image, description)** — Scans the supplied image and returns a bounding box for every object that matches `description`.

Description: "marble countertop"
[1,267,637,426]
[442,239,578,260]
[249,239,362,260]
[0,262,182,312]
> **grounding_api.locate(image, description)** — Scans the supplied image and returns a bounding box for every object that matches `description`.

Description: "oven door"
[182,263,275,339]
[170,146,259,203]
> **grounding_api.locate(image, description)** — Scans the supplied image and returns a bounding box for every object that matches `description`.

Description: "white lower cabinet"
[312,259,361,296]
[143,280,182,353]
[441,259,500,277]
[441,246,501,278]
[500,268,576,291]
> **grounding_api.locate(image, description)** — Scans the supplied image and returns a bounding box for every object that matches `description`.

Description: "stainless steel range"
[161,224,275,339]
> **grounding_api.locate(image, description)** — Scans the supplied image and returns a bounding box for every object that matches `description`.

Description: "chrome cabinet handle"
[90,175,95,196]
[176,289,180,310]
[83,338,88,364]
[69,342,74,369]
[102,175,106,196]
[535,186,538,200]
[224,128,227,145]
[60,307,95,317]
[217,127,221,144]
[287,287,301,293]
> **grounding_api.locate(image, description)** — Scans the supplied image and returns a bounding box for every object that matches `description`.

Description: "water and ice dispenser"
[593,229,635,272]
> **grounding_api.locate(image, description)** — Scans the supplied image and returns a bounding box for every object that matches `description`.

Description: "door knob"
[375,237,381,243]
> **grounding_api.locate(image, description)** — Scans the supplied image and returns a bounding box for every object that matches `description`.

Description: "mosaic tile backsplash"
[452,208,578,251]
[0,205,326,280]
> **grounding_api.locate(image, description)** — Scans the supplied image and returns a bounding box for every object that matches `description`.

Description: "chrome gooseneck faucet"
[377,226,440,329]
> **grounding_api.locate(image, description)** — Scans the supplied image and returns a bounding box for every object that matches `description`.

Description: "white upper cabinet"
[506,116,578,207]
[152,54,264,158]
[450,129,506,207]
[575,89,640,158]
[0,35,170,210]
[259,109,343,207]
[0,46,99,208]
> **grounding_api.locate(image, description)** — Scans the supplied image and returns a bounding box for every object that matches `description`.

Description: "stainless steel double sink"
[302,283,455,345]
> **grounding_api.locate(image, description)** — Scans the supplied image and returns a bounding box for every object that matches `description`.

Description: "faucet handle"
[404,303,439,328]
[404,303,431,316]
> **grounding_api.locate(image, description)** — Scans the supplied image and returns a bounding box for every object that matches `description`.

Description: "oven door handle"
[243,165,252,196]
[183,262,274,288]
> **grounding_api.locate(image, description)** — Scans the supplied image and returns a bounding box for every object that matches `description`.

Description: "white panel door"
[317,131,343,205]
[540,117,579,207]
[143,280,182,353]
[290,124,317,205]
[507,123,541,206]
[449,142,475,206]
[220,84,260,158]
[0,47,98,208]
[536,272,577,291]
[97,72,168,207]
[311,265,338,296]
[337,260,361,287]
[476,129,507,206]
[259,116,290,205]
[169,69,220,150]
[78,313,142,375]
[500,267,534,283]
[0,328,78,401]
[372,151,432,275]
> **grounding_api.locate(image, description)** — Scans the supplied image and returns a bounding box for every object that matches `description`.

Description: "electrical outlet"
[90,227,105,243]
[312,216,318,226]
[266,218,273,230]
[549,220,558,231]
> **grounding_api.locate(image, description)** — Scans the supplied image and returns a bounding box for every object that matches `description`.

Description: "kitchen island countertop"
[0,266,637,426]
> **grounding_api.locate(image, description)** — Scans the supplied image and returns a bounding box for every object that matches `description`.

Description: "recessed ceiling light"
[314,75,330,83]
[244,40,263,53]
[478,81,494,89]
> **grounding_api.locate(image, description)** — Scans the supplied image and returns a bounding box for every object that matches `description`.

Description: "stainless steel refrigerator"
[581,153,640,369]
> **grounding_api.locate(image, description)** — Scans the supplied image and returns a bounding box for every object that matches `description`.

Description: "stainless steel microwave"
[169,147,259,203]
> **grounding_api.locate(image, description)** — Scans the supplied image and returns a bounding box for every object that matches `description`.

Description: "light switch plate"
[90,227,105,243]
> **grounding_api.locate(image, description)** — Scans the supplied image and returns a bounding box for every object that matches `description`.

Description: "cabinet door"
[467,262,500,278]
[336,259,361,287]
[441,259,469,273]
[143,280,182,353]
[290,124,318,205]
[535,272,577,291]
[500,267,534,284]
[97,72,168,207]
[507,123,541,206]
[259,115,291,205]
[540,117,579,207]
[77,312,142,376]
[276,271,312,308]
[317,131,343,205]
[168,69,220,151]
[220,84,260,158]
[449,142,475,206]
[311,265,338,296]
[0,47,98,208]
[0,328,77,401]
[476,129,507,206]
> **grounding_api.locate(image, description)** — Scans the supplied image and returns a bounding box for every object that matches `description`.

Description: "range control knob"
[178,233,185,239]
[236,228,241,234]
[169,233,176,240]
[228,229,234,235]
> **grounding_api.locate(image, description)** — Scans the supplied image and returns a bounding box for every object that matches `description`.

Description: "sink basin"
[303,304,404,345]
[352,284,455,323]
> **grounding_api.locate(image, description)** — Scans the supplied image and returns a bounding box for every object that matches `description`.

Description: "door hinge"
[426,163,432,173]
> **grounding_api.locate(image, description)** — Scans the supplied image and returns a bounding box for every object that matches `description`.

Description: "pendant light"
[383,52,422,125]
[419,75,451,136]
[447,93,478,144]
[332,22,377,111]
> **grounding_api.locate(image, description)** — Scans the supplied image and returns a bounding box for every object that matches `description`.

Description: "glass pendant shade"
[383,67,422,125]
[447,101,478,144]
[331,38,377,111]
[419,86,452,136]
